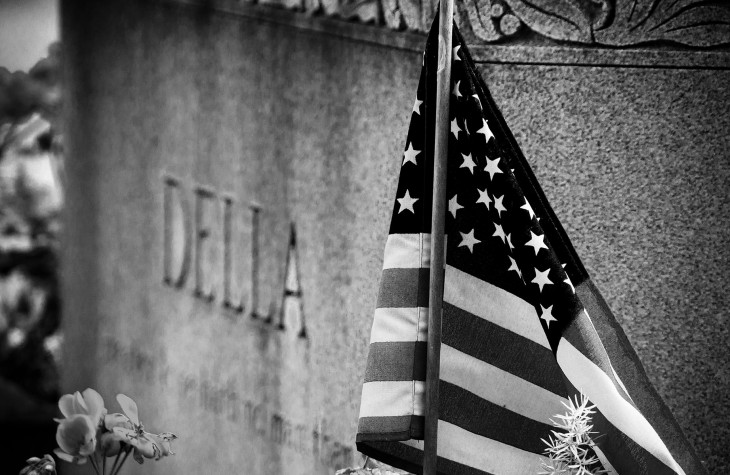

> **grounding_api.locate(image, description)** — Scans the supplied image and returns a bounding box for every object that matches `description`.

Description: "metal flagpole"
[423,0,454,473]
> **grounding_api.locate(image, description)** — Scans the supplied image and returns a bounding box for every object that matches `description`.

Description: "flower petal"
[58,394,76,418]
[104,413,133,431]
[81,388,105,423]
[72,391,88,415]
[56,414,96,456]
[132,448,145,464]
[134,435,158,459]
[148,432,177,457]
[53,448,87,465]
[116,394,139,425]
[112,427,139,447]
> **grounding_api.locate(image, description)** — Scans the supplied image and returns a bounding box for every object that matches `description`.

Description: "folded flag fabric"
[355,14,706,475]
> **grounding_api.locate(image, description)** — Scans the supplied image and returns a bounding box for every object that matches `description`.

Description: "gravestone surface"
[61,0,729,473]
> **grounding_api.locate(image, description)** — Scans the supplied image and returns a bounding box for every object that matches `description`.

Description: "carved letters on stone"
[162,174,308,337]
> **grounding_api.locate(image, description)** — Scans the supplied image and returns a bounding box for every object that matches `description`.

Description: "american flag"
[355,18,706,475]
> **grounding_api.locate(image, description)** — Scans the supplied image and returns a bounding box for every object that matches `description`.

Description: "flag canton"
[387,30,584,352]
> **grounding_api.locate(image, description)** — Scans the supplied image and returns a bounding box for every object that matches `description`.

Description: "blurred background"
[0,0,64,472]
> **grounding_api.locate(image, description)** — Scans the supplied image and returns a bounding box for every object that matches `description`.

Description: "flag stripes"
[359,380,425,418]
[562,311,636,406]
[370,307,429,343]
[358,233,430,439]
[440,344,567,425]
[589,405,679,475]
[444,265,550,349]
[376,268,430,308]
[557,339,686,475]
[404,421,550,475]
[357,416,424,441]
[439,380,561,455]
[441,301,567,398]
[383,233,432,269]
[363,341,427,382]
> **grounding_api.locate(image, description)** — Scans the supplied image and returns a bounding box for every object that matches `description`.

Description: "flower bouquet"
[42,388,176,475]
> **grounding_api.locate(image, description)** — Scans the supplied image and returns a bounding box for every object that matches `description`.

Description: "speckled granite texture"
[61,0,728,473]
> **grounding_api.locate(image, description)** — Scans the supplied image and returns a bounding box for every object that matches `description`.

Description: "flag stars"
[459,229,480,253]
[461,153,476,174]
[507,256,522,280]
[506,233,514,251]
[402,142,420,166]
[397,190,419,214]
[493,195,506,218]
[476,188,491,209]
[539,304,557,328]
[448,195,463,218]
[485,157,503,181]
[477,118,494,143]
[451,118,462,139]
[492,223,506,244]
[453,45,462,61]
[564,275,575,293]
[452,80,462,99]
[532,268,553,293]
[520,199,535,219]
[413,98,422,116]
[525,231,548,255]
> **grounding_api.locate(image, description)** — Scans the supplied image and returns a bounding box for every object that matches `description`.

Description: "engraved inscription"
[161,174,306,336]
[101,336,353,469]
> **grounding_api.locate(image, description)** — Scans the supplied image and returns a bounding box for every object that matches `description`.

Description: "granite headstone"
[60,0,729,473]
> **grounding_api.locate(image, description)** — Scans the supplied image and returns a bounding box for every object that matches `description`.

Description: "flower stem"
[110,449,131,475]
[89,455,101,475]
[109,450,122,475]
[102,453,106,474]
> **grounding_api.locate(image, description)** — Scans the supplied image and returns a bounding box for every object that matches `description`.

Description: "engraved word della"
[161,174,307,337]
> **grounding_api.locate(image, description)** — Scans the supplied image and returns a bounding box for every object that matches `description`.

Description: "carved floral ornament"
[265,0,730,48]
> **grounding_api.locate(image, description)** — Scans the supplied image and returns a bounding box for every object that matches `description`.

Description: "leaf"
[596,0,730,46]
[649,3,730,47]
[503,0,593,43]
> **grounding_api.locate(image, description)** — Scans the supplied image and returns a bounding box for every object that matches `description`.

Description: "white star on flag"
[493,195,506,217]
[525,230,548,255]
[413,98,422,115]
[452,80,462,99]
[458,229,480,253]
[396,190,418,214]
[507,256,522,279]
[477,118,494,142]
[476,188,491,209]
[402,142,420,166]
[485,157,503,181]
[539,304,557,328]
[520,198,535,219]
[453,45,461,61]
[532,267,553,293]
[448,195,463,218]
[506,233,514,251]
[564,275,575,293]
[492,222,506,244]
[460,153,476,174]
[451,118,462,139]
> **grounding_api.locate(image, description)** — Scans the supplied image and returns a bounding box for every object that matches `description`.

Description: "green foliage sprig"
[539,393,608,475]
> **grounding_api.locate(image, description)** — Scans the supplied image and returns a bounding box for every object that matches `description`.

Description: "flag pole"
[424,0,454,474]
